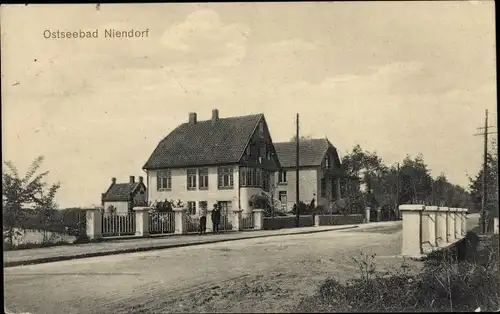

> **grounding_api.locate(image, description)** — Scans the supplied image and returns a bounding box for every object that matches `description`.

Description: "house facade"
[273,138,344,212]
[101,176,147,214]
[143,109,281,215]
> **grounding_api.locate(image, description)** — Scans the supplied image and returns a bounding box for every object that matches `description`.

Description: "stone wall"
[316,214,364,226]
[262,215,314,230]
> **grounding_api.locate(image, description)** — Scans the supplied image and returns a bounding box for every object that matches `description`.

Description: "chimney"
[111,177,116,184]
[212,109,219,123]
[139,176,144,183]
[129,176,135,183]
[188,112,197,124]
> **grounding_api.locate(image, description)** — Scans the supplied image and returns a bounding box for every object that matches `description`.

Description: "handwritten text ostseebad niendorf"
[43,28,150,39]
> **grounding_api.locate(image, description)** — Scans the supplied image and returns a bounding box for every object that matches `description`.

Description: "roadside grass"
[297,231,500,312]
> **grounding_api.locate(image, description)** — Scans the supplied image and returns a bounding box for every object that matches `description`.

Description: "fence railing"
[185,215,200,233]
[149,212,175,234]
[241,213,254,230]
[102,212,136,237]
[219,215,232,231]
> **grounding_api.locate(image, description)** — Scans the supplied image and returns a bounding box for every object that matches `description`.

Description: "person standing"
[211,204,221,235]
[199,203,207,235]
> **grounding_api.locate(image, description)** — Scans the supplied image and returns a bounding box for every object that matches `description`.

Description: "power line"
[472,109,497,233]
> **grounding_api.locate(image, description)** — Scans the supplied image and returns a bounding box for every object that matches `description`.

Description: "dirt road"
[4,222,418,313]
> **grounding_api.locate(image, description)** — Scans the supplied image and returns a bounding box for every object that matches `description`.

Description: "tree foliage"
[339,145,472,215]
[2,156,61,245]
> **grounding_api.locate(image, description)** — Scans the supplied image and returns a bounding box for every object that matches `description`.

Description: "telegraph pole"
[396,162,400,219]
[474,109,497,233]
[296,113,300,227]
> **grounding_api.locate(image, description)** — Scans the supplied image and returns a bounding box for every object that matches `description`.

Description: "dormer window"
[325,155,331,169]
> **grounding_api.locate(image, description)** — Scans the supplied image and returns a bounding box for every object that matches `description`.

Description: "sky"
[1,2,497,208]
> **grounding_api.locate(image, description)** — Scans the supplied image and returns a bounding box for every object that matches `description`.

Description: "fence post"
[399,204,425,258]
[253,209,264,230]
[365,207,371,223]
[494,217,499,235]
[86,206,103,240]
[446,207,456,244]
[232,209,243,231]
[453,208,462,240]
[173,208,187,234]
[435,206,448,248]
[134,207,151,237]
[314,215,320,227]
[421,206,437,253]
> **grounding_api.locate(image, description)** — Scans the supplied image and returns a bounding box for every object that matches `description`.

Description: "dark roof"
[102,182,142,202]
[274,138,339,168]
[143,114,264,169]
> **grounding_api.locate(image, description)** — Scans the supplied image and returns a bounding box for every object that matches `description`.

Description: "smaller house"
[101,176,147,215]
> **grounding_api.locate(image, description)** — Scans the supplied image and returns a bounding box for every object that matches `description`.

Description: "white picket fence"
[149,212,175,234]
[101,213,136,237]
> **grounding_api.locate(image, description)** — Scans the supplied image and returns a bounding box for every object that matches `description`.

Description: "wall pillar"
[314,214,321,227]
[365,207,371,223]
[447,208,456,244]
[232,210,242,231]
[253,209,264,230]
[435,206,448,247]
[173,208,187,234]
[134,206,151,237]
[494,217,499,235]
[421,206,437,253]
[453,208,462,240]
[86,207,103,240]
[206,210,213,232]
[399,204,425,258]
[461,208,468,236]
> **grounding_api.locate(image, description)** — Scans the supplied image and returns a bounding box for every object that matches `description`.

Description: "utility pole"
[474,109,497,233]
[395,162,400,219]
[296,113,300,227]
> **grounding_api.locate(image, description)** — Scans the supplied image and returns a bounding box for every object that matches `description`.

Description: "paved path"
[5,222,407,314]
[4,223,387,267]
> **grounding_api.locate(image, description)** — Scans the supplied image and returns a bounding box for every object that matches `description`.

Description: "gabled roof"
[102,182,144,202]
[143,114,264,170]
[274,138,340,168]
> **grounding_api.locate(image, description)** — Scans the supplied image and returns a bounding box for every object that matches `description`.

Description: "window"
[278,170,287,183]
[266,145,271,160]
[218,167,234,189]
[279,191,287,203]
[320,178,326,197]
[199,168,209,189]
[187,169,197,190]
[259,146,266,158]
[240,167,247,186]
[262,171,270,191]
[325,155,332,169]
[217,201,232,216]
[157,170,172,190]
[187,201,196,215]
[259,121,264,133]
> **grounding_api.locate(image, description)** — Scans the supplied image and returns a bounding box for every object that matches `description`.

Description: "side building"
[273,138,345,212]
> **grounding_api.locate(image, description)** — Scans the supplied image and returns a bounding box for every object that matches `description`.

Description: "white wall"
[241,187,264,214]
[147,165,239,215]
[274,167,319,211]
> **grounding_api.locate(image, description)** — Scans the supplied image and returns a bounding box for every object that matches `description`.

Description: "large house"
[142,109,281,215]
[101,176,147,214]
[273,138,345,211]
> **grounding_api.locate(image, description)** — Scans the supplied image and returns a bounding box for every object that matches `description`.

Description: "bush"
[297,232,500,312]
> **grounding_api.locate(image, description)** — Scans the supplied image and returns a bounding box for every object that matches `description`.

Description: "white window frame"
[187,169,197,190]
[157,170,172,190]
[199,168,209,190]
[218,167,234,189]
[278,170,287,183]
[187,201,197,215]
